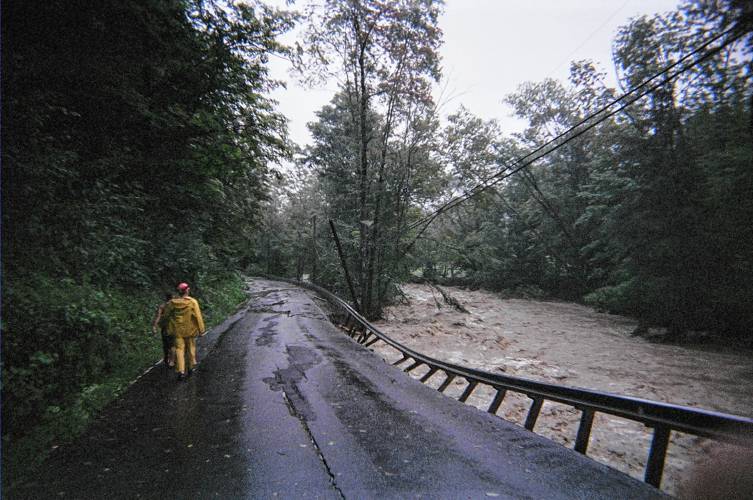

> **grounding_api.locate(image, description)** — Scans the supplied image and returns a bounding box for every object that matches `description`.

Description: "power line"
[409,24,738,231]
[546,0,633,78]
[405,25,744,234]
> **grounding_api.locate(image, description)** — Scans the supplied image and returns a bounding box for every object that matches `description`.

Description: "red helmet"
[177,282,190,292]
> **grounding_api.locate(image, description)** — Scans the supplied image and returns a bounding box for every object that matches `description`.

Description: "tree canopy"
[261,0,753,340]
[2,0,293,448]
[3,0,752,481]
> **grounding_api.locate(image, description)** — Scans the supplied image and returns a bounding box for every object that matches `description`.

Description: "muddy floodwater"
[369,284,753,496]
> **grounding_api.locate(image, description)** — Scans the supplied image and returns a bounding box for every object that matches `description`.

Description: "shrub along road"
[7,279,666,499]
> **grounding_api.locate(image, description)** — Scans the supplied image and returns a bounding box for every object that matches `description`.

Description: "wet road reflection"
[7,279,667,499]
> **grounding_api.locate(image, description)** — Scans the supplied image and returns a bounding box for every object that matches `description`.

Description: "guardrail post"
[645,425,670,488]
[340,308,353,328]
[487,388,507,415]
[458,380,479,402]
[438,373,455,393]
[574,408,595,454]
[364,337,380,347]
[392,354,409,366]
[358,331,371,344]
[404,360,423,373]
[353,326,364,343]
[420,367,438,383]
[524,398,543,431]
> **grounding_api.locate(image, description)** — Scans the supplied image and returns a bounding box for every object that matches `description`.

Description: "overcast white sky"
[268,0,681,149]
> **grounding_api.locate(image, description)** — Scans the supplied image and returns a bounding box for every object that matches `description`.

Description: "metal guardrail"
[282,278,753,490]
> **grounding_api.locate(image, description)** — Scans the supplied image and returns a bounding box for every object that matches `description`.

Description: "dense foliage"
[419,1,753,338]
[260,1,752,341]
[286,0,445,318]
[3,0,750,483]
[2,0,291,470]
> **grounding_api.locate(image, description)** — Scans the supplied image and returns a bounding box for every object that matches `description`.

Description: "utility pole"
[329,219,361,313]
[311,215,318,283]
[266,237,271,275]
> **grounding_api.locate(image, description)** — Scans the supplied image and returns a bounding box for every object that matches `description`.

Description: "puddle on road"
[255,318,279,346]
[262,345,323,422]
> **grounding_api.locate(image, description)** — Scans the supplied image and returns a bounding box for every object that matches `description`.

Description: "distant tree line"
[2,0,292,452]
[258,0,753,341]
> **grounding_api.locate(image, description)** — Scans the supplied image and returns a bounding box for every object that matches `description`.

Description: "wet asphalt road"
[7,279,667,499]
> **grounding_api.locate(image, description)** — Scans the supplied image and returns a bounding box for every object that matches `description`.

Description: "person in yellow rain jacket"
[162,282,205,381]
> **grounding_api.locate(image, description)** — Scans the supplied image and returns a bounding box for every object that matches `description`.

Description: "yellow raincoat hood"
[162,296,205,338]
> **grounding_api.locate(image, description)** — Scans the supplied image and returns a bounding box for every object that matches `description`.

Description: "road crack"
[247,288,299,298]
[281,389,346,499]
[249,308,291,315]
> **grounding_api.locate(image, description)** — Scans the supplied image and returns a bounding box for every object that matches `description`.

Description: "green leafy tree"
[584,5,753,334]
[293,0,443,317]
[1,0,292,450]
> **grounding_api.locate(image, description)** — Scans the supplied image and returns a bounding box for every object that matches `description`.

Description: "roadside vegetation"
[2,0,292,486]
[260,0,753,344]
[3,0,751,490]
